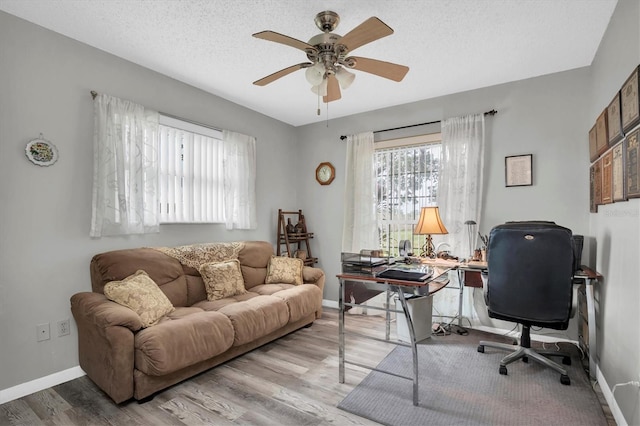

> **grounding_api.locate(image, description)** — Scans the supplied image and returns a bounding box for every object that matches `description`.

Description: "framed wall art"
[626,129,640,198]
[589,164,598,213]
[505,154,532,187]
[601,151,613,204]
[621,65,640,133]
[594,158,602,207]
[595,109,609,157]
[607,92,623,146]
[589,124,598,162]
[612,141,626,202]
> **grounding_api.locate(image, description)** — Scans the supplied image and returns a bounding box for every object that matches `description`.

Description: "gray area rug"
[338,329,606,426]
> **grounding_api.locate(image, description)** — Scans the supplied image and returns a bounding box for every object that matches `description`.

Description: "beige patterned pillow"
[103,270,175,328]
[199,259,247,301]
[265,256,304,285]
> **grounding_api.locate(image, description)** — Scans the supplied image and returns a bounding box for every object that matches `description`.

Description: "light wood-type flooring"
[0,308,615,425]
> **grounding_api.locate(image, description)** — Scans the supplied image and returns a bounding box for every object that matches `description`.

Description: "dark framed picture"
[601,151,613,204]
[593,158,602,207]
[621,65,640,133]
[595,109,609,157]
[626,129,640,198]
[589,124,598,162]
[505,154,532,187]
[589,164,598,213]
[612,141,626,202]
[607,92,623,146]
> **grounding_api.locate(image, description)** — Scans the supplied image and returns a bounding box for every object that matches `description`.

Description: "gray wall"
[0,11,299,392]
[295,69,591,302]
[588,0,640,424]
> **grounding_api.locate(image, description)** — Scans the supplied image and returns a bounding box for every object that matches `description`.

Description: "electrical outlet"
[37,323,50,342]
[57,319,70,337]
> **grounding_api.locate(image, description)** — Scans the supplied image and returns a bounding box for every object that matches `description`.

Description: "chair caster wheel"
[477,345,485,353]
[560,374,571,385]
[522,356,529,363]
[562,356,571,365]
[499,366,508,375]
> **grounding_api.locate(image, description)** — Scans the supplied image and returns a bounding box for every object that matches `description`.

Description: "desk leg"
[339,278,345,383]
[385,289,391,340]
[397,289,419,406]
[457,269,464,327]
[585,278,597,381]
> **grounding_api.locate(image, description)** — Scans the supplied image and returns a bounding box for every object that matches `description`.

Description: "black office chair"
[477,221,575,385]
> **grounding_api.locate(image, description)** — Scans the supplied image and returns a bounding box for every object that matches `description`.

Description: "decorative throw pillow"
[103,270,174,328]
[199,259,247,301]
[265,256,304,285]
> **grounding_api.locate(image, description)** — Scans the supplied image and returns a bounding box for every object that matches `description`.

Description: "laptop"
[375,268,433,282]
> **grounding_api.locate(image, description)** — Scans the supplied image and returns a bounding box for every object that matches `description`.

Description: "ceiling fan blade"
[253,31,315,52]
[323,74,341,103]
[349,56,409,82]
[338,17,394,52]
[253,62,312,86]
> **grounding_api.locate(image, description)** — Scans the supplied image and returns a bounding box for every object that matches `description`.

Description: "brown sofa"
[70,241,325,403]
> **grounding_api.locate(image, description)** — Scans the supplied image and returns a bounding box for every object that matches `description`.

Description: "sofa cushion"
[134,311,234,376]
[265,256,303,285]
[103,270,175,328]
[218,295,289,346]
[199,259,247,301]
[272,285,323,323]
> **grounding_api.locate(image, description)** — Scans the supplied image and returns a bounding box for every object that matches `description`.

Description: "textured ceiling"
[0,0,617,126]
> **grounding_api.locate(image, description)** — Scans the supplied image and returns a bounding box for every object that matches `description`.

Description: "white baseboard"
[0,366,85,405]
[597,365,628,426]
[322,299,339,309]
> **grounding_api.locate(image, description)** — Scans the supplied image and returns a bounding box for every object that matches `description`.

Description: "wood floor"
[0,308,615,426]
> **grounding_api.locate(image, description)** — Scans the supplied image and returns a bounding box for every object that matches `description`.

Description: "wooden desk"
[337,265,452,406]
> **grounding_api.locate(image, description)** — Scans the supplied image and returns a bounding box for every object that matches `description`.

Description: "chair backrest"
[486,221,575,329]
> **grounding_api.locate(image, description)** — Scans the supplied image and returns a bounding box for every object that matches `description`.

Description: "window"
[158,115,225,223]
[375,134,441,255]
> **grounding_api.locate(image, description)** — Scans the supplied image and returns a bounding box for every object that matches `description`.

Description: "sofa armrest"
[303,266,325,291]
[71,292,144,331]
[303,267,325,319]
[70,292,139,403]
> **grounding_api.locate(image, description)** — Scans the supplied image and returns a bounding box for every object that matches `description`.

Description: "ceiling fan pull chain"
[317,91,321,116]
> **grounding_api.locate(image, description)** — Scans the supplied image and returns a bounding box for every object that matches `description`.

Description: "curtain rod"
[339,109,497,140]
[90,91,223,132]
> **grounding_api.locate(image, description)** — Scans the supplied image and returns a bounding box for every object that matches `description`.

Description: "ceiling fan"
[252,10,410,103]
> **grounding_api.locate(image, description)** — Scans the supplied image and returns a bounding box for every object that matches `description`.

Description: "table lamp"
[414,207,448,258]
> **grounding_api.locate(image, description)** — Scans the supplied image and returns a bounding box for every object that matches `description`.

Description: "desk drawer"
[463,270,483,288]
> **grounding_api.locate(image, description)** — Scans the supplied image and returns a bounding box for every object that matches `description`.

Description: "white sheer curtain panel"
[342,131,377,252]
[434,114,485,325]
[222,130,257,230]
[90,94,160,237]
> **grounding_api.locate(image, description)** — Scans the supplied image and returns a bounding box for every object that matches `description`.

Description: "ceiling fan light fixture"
[310,78,328,96]
[305,62,325,86]
[335,67,355,89]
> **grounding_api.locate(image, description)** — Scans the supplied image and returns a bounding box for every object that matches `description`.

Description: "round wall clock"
[25,134,58,166]
[315,162,335,185]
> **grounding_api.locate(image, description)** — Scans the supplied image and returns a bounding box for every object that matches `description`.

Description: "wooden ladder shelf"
[276,209,318,266]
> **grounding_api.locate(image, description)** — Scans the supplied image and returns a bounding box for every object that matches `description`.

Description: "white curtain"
[222,130,257,230]
[434,114,485,324]
[90,94,160,237]
[342,131,377,252]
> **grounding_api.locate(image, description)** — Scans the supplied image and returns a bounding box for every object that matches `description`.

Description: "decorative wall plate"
[25,134,58,166]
